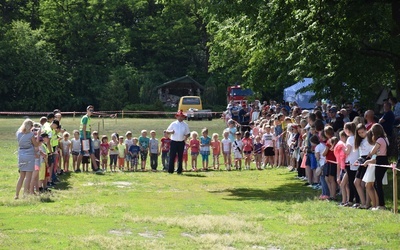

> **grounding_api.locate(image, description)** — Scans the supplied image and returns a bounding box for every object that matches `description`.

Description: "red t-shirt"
[160,137,171,152]
[325,141,336,162]
[190,139,200,153]
[210,141,220,155]
[242,137,253,152]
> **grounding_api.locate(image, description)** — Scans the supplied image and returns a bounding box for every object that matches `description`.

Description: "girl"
[262,124,275,168]
[190,131,200,171]
[227,119,237,142]
[333,131,348,206]
[210,133,221,170]
[242,131,253,170]
[232,131,243,170]
[363,124,389,210]
[109,133,119,172]
[183,138,189,171]
[100,135,109,171]
[289,125,300,172]
[92,131,100,171]
[315,132,328,200]
[274,114,285,167]
[60,131,71,173]
[117,136,126,171]
[323,126,337,201]
[221,130,232,170]
[253,136,263,170]
[354,124,373,209]
[200,128,211,171]
[71,130,81,172]
[343,122,360,207]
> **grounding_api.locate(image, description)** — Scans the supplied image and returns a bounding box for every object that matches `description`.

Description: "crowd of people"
[223,97,399,210]
[15,98,400,210]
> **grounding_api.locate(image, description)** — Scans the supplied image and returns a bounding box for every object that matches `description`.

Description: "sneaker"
[319,195,329,200]
[95,168,104,175]
[75,169,81,173]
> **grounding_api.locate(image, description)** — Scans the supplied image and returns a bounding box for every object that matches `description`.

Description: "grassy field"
[0,117,399,249]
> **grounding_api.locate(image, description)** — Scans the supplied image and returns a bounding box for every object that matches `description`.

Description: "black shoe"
[75,169,81,173]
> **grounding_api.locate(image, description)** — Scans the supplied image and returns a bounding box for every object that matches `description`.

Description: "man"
[77,105,103,174]
[379,102,395,137]
[364,110,376,130]
[238,102,251,133]
[327,106,343,133]
[346,102,359,122]
[389,97,400,125]
[230,102,240,122]
[166,110,190,174]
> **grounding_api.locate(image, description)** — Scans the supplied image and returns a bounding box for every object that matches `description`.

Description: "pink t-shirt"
[334,141,346,170]
[242,137,253,152]
[376,137,388,156]
[190,139,200,153]
[210,141,220,155]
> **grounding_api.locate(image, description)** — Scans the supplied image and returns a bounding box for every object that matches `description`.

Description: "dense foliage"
[0,0,399,111]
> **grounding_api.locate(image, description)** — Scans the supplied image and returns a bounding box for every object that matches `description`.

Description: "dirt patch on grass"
[109,229,133,236]
[138,231,164,238]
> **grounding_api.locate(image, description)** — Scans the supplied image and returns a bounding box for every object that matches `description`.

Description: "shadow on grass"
[183,173,207,178]
[209,182,316,203]
[52,171,72,190]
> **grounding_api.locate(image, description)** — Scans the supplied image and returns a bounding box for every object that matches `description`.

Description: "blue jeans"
[320,163,330,196]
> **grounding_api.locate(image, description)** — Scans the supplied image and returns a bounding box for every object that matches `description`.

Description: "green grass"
[0,117,399,249]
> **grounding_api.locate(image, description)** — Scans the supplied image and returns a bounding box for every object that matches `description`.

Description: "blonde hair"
[63,131,70,137]
[201,128,208,134]
[141,130,147,134]
[191,131,198,137]
[212,133,219,138]
[18,119,34,133]
[73,130,79,135]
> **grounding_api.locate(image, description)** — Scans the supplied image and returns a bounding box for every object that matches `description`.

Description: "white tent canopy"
[283,78,315,109]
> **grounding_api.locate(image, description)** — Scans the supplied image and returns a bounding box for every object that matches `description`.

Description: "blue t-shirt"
[200,136,211,152]
[128,145,140,156]
[139,136,150,150]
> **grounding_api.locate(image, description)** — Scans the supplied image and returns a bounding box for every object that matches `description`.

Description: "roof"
[155,75,204,90]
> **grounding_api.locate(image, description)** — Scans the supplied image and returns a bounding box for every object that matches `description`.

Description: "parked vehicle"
[227,85,254,104]
[178,96,212,121]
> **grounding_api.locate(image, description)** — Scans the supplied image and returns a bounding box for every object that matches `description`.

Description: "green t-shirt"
[79,115,91,138]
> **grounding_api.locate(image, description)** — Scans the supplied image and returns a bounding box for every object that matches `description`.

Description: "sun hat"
[175,110,187,118]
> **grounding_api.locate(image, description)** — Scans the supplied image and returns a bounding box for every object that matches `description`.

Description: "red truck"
[227,85,254,104]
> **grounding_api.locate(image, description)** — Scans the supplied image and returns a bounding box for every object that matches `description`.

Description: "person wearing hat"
[77,105,103,174]
[166,110,190,174]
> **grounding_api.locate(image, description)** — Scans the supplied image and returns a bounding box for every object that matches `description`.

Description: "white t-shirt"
[221,138,231,153]
[262,133,275,148]
[359,138,374,156]
[346,136,359,170]
[71,138,81,153]
[167,120,190,142]
[315,143,326,167]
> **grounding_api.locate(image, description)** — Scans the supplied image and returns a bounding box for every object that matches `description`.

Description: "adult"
[327,106,344,133]
[346,102,359,122]
[230,102,240,122]
[364,110,376,130]
[388,97,400,125]
[166,110,190,174]
[77,105,103,173]
[15,119,41,199]
[238,102,251,133]
[379,102,395,137]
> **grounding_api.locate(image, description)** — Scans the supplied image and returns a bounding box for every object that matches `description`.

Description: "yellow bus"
[178,96,203,112]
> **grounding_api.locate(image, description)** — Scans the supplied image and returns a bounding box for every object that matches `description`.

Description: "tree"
[0,21,63,111]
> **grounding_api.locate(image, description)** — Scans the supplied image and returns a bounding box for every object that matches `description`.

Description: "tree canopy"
[0,0,398,111]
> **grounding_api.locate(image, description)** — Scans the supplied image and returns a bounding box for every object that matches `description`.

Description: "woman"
[15,119,41,199]
[363,123,389,210]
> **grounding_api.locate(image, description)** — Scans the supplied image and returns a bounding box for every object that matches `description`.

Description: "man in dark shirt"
[379,102,395,137]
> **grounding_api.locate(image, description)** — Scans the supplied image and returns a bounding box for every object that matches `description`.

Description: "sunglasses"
[89,109,94,112]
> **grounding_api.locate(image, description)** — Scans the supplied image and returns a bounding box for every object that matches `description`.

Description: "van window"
[182,97,200,105]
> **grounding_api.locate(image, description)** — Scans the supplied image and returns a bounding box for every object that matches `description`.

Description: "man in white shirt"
[166,110,190,174]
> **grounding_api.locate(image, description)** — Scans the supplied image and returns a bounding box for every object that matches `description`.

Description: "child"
[253,135,263,170]
[129,137,141,171]
[332,132,348,206]
[82,152,90,172]
[221,130,232,170]
[190,131,200,171]
[183,138,189,171]
[39,133,50,193]
[139,130,149,171]
[125,131,133,171]
[60,131,71,172]
[232,131,243,170]
[315,133,328,200]
[210,133,221,170]
[227,119,237,142]
[343,122,360,207]
[92,131,100,171]
[117,136,126,171]
[262,124,275,168]
[242,131,253,170]
[149,130,159,172]
[100,135,109,171]
[71,130,81,172]
[160,130,171,171]
[200,128,211,171]
[109,133,119,172]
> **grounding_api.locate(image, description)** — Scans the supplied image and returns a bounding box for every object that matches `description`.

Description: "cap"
[329,106,338,113]
[175,110,187,118]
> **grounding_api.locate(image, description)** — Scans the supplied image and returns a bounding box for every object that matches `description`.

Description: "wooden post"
[393,167,398,214]
[122,110,124,119]
[102,117,104,130]
[73,111,75,121]
[98,122,100,134]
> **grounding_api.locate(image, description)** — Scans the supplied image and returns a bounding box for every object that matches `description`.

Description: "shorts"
[82,156,90,164]
[326,162,337,177]
[131,156,138,166]
[264,147,274,156]
[213,153,220,158]
[72,151,80,156]
[191,152,199,156]
[101,155,108,161]
[140,151,148,161]
[234,151,242,159]
[109,154,118,166]
[223,151,230,156]
[355,166,367,179]
[200,150,210,156]
[118,157,125,166]
[306,153,318,170]
[244,151,252,155]
[125,154,132,162]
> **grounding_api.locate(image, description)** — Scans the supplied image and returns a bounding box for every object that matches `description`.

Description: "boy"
[262,124,276,168]
[160,130,171,171]
[129,138,141,171]
[232,131,243,170]
[139,130,149,171]
[149,130,159,171]
[117,136,126,171]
